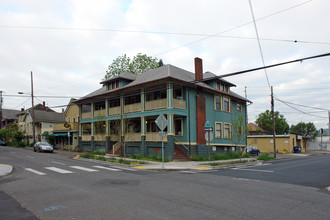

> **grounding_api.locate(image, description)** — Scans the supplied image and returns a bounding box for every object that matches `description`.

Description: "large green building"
[75,58,250,160]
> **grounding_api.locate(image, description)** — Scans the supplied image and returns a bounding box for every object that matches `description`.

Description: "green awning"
[49,133,68,137]
[42,131,48,136]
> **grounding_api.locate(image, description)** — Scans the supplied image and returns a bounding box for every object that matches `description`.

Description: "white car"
[33,142,54,153]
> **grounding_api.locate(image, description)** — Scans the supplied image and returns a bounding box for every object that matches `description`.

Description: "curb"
[0,164,13,177]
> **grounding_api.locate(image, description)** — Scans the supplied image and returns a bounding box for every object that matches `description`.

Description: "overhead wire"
[248,0,271,88]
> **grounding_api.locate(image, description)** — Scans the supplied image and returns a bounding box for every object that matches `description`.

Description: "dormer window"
[107,80,120,90]
[216,81,229,92]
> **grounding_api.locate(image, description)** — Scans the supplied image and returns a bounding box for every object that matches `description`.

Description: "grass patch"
[257,153,274,161]
[90,150,106,155]
[129,154,169,162]
[80,154,146,165]
[191,152,250,161]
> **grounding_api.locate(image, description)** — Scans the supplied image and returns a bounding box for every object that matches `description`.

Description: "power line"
[248,0,271,88]
[274,97,329,111]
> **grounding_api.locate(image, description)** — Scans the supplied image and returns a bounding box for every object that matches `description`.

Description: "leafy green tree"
[290,122,318,139]
[255,110,289,135]
[104,53,163,79]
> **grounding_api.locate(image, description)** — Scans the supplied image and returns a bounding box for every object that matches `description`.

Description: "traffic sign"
[204,127,213,132]
[205,132,214,142]
[155,113,168,131]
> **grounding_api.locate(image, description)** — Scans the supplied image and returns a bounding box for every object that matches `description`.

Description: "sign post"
[156,113,168,169]
[204,121,214,164]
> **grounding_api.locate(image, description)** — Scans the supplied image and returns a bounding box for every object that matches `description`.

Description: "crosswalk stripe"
[25,168,46,175]
[93,166,120,171]
[45,167,73,174]
[70,166,98,172]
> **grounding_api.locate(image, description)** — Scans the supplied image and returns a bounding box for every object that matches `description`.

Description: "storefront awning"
[42,131,48,136]
[49,133,68,137]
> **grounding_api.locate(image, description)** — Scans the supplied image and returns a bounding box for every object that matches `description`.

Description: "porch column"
[141,89,145,112]
[167,113,174,136]
[91,102,95,119]
[105,99,109,116]
[167,82,173,109]
[141,116,146,156]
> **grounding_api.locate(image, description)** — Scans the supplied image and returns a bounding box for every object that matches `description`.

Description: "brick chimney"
[194,57,203,82]
[43,101,46,108]
[194,57,206,145]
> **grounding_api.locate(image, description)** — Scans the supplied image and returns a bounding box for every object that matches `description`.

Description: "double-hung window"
[215,95,221,111]
[224,123,232,139]
[223,96,231,112]
[215,122,222,138]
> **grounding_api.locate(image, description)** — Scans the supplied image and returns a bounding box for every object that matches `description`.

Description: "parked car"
[0,140,5,146]
[246,146,260,156]
[33,142,53,153]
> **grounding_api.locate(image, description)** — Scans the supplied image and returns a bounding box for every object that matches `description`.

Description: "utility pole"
[31,71,36,145]
[271,86,276,158]
[0,91,3,128]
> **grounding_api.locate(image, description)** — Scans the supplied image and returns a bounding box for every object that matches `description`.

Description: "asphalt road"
[1,146,330,220]
[208,154,330,189]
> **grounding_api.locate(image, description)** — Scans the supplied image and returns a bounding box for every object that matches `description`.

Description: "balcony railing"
[54,122,79,131]
[82,135,91,141]
[146,132,168,142]
[173,99,186,110]
[145,99,167,111]
[82,112,91,119]
[94,134,106,141]
[109,106,121,116]
[94,109,106,118]
[124,133,141,142]
[124,103,141,113]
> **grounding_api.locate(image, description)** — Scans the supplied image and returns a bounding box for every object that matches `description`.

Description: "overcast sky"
[1,0,329,129]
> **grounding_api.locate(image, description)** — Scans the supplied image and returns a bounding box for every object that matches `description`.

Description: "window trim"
[214,94,222,111]
[223,96,231,112]
[215,122,223,138]
[237,103,242,112]
[224,123,232,139]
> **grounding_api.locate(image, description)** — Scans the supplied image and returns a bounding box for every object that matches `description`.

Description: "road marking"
[70,166,98,172]
[10,151,16,154]
[196,167,211,170]
[25,168,46,175]
[26,156,34,159]
[133,166,147,169]
[51,161,65,165]
[93,165,120,171]
[45,167,73,174]
[232,168,274,173]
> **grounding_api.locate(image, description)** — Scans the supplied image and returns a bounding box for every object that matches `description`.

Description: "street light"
[18,71,35,145]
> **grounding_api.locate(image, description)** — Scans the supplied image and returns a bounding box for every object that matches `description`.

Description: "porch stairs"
[108,142,121,156]
[174,144,189,161]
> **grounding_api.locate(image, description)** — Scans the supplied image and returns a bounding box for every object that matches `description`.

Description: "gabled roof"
[76,64,250,103]
[1,109,20,121]
[100,72,137,85]
[203,71,236,87]
[32,110,65,123]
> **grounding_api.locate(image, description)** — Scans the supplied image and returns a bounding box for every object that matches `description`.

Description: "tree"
[290,122,318,139]
[255,110,289,135]
[104,53,163,79]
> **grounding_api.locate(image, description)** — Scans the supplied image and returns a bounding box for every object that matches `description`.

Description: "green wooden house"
[75,58,250,160]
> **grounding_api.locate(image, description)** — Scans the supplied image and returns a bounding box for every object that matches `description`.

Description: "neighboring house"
[17,102,65,144]
[75,58,250,160]
[51,99,79,150]
[247,132,309,153]
[247,122,267,135]
[1,109,20,129]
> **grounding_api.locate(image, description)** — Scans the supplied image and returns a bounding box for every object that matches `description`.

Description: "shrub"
[91,150,106,155]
